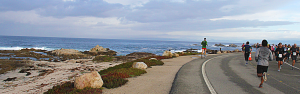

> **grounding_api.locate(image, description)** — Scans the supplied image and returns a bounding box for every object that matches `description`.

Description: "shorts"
[276,57,283,61]
[257,65,268,73]
[202,48,207,50]
[292,56,297,60]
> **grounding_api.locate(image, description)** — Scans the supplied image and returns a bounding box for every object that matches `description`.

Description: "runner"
[242,43,245,52]
[275,43,284,72]
[285,44,291,62]
[243,41,252,65]
[283,44,288,63]
[255,39,272,88]
[290,44,299,70]
[201,38,208,58]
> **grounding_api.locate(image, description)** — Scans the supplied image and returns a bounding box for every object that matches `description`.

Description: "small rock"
[4,77,17,81]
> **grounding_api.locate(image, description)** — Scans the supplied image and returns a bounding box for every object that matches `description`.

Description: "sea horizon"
[0,35,244,56]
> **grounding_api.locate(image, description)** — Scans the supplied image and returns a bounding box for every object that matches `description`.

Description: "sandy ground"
[0,59,123,94]
[102,55,206,94]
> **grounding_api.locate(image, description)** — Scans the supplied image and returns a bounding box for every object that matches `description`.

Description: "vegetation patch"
[0,60,31,74]
[101,76,128,89]
[105,68,147,77]
[92,56,114,62]
[44,82,102,94]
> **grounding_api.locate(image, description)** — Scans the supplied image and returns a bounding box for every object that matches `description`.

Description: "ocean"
[0,36,243,56]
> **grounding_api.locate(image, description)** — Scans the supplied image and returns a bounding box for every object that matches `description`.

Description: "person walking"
[255,39,273,88]
[201,38,208,58]
[290,44,299,70]
[275,43,284,72]
[243,41,252,65]
[242,43,245,52]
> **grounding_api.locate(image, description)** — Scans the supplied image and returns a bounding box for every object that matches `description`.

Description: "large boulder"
[234,49,240,52]
[162,51,173,57]
[74,71,103,89]
[132,62,148,69]
[90,45,108,52]
[173,53,179,57]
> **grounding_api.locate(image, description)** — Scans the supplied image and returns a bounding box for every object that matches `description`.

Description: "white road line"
[284,62,300,70]
[202,57,219,94]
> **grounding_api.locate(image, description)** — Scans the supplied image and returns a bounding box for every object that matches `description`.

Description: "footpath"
[102,55,205,94]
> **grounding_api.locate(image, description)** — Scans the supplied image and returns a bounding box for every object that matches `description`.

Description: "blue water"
[0,36,243,56]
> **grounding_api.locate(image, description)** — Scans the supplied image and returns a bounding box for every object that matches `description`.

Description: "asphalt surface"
[170,53,300,94]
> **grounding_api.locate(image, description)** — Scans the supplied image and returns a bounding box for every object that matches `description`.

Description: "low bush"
[134,59,164,67]
[101,76,128,89]
[101,72,131,78]
[106,68,147,77]
[93,56,114,62]
[147,56,170,60]
[44,82,102,94]
[98,61,134,75]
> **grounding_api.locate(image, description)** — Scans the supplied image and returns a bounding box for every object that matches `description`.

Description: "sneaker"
[280,65,282,69]
[278,69,280,72]
[263,72,267,81]
[292,66,294,70]
[259,84,263,88]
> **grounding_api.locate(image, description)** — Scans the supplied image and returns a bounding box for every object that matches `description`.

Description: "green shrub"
[99,61,134,75]
[93,56,114,62]
[44,82,102,94]
[133,59,164,67]
[101,72,131,78]
[101,76,128,89]
[106,68,147,77]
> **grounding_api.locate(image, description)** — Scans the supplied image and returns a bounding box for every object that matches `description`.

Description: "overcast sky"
[0,0,299,43]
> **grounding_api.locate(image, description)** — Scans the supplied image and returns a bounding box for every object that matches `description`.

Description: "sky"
[0,0,299,44]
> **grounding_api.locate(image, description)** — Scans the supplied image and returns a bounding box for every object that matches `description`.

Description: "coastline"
[0,46,239,94]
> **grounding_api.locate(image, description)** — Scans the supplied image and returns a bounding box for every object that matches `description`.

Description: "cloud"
[0,0,299,42]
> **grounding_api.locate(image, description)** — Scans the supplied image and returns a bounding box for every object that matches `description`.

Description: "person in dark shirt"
[243,41,252,65]
[275,43,284,72]
[290,44,299,70]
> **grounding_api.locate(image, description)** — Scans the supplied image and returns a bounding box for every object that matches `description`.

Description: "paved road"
[170,53,300,94]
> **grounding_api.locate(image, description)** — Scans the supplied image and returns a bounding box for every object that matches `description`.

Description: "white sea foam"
[0,47,24,50]
[0,46,53,50]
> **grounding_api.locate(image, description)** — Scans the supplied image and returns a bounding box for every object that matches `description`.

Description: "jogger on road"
[255,39,273,88]
[243,41,252,65]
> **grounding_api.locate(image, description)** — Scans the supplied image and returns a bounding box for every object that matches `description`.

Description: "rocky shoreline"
[0,45,241,94]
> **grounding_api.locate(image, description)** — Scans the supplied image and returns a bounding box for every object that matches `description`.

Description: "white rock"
[74,71,103,89]
[132,62,148,70]
[173,53,179,57]
[149,58,157,60]
[162,51,173,57]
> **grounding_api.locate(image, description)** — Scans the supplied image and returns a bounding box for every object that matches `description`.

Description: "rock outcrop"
[83,45,117,56]
[90,45,108,52]
[49,49,83,55]
[126,52,156,60]
[162,51,173,57]
[132,62,148,69]
[74,71,103,89]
